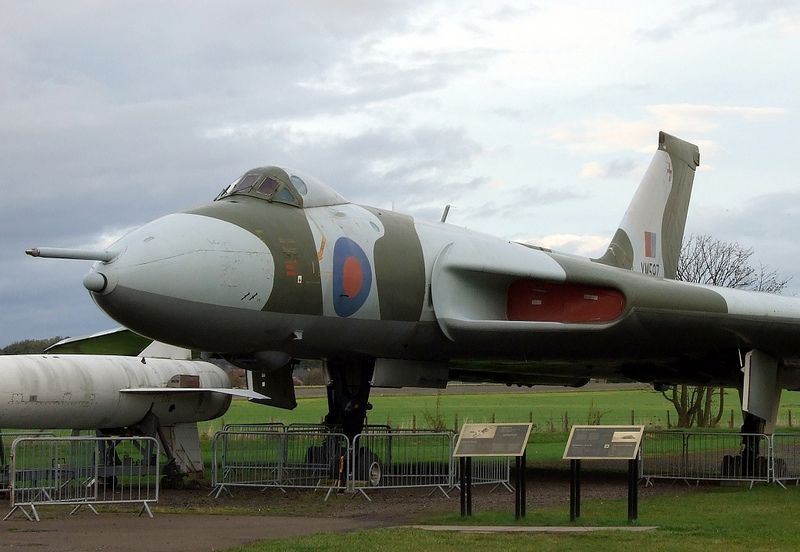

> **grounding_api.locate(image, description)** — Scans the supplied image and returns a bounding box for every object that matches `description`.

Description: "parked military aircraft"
[0,334,267,483]
[27,132,800,452]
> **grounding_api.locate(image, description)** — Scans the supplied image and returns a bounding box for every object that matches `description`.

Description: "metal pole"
[460,457,466,517]
[628,457,638,522]
[570,459,581,521]
[514,456,521,519]
[521,449,527,518]
[466,457,472,516]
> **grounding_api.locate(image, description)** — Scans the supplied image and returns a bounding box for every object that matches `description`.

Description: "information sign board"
[453,423,532,457]
[562,425,644,460]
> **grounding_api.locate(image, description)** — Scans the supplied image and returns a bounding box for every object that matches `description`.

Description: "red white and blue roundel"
[332,237,373,317]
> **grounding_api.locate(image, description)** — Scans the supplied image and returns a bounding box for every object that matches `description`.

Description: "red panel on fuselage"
[507,280,625,323]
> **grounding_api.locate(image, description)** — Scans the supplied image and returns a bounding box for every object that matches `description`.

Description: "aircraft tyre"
[720,454,770,478]
[355,447,381,486]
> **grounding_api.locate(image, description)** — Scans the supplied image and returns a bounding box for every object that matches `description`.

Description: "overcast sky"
[1,0,799,347]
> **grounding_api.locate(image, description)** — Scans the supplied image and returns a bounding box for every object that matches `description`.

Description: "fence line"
[211,427,800,501]
[211,431,349,500]
[351,432,453,500]
[211,429,513,500]
[222,423,286,432]
[0,433,57,495]
[641,431,772,487]
[448,434,514,493]
[4,436,159,522]
[771,434,800,487]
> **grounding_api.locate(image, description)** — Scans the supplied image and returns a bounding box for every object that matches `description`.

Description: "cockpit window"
[213,165,346,207]
[215,178,239,200]
[231,173,261,194]
[273,187,299,205]
[290,175,308,195]
[254,176,280,196]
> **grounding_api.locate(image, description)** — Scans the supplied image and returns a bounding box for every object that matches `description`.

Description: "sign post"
[563,425,644,522]
[453,423,532,518]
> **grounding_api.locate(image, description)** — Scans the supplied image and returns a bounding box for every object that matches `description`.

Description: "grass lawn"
[197,387,800,468]
[229,485,800,551]
[200,386,800,436]
[199,388,710,436]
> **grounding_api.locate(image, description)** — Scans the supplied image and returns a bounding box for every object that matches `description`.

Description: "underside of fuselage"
[92,277,763,390]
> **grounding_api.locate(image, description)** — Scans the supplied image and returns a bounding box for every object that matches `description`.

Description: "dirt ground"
[0,470,697,551]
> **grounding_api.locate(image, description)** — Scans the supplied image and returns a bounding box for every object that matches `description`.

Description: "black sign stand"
[455,423,532,519]
[459,457,472,517]
[627,457,638,522]
[461,453,528,519]
[569,459,581,521]
[569,456,639,522]
[514,450,527,519]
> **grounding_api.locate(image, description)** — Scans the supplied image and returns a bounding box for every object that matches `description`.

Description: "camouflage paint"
[552,251,728,315]
[596,228,634,270]
[364,207,426,321]
[660,132,700,279]
[186,198,323,316]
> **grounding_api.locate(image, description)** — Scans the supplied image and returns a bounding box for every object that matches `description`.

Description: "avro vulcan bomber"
[28,132,800,444]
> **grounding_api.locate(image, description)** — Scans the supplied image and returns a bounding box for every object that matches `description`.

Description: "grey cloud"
[636,0,795,42]
[587,158,641,179]
[688,190,800,293]
[275,126,488,213]
[459,184,584,221]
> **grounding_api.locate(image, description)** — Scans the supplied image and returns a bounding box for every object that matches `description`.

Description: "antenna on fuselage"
[440,204,451,223]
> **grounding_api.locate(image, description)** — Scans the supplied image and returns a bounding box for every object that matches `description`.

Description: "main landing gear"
[722,412,769,478]
[318,354,380,485]
[323,354,375,441]
[721,350,781,478]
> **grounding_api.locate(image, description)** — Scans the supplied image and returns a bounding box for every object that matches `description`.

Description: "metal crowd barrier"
[211,431,349,500]
[351,431,453,500]
[448,434,514,493]
[467,457,514,491]
[642,431,771,486]
[0,433,57,494]
[770,434,800,486]
[286,423,331,433]
[223,423,286,432]
[4,436,160,522]
[285,423,393,434]
[211,428,514,501]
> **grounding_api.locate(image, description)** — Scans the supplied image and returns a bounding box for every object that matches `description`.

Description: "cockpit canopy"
[215,166,347,208]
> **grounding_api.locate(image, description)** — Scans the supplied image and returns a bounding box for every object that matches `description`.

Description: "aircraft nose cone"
[82,271,107,293]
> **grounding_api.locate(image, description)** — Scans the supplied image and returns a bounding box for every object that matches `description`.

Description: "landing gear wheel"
[368,461,382,487]
[355,447,381,486]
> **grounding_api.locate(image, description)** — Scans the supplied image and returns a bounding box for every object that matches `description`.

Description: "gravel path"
[0,470,697,551]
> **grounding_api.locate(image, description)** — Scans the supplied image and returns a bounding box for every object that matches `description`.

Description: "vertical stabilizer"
[595,131,700,279]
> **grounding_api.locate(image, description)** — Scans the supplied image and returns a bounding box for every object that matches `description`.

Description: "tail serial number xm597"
[28,132,800,446]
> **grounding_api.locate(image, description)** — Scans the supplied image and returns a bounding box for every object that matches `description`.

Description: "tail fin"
[595,131,699,279]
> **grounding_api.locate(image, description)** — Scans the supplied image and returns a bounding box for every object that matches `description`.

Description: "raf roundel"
[332,237,373,317]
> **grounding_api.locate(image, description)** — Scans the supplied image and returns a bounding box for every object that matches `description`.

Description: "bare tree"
[676,234,789,292]
[664,234,789,427]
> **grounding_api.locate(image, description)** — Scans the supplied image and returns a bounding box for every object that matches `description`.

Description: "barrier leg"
[138,502,153,518]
